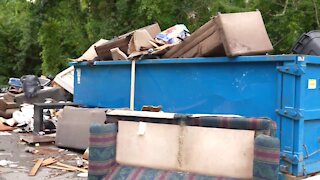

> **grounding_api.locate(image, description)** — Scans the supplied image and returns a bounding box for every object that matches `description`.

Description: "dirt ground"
[0,132,87,180]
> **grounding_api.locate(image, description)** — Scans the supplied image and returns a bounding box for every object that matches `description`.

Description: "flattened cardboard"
[119,23,161,39]
[95,23,161,60]
[128,29,155,55]
[74,39,108,62]
[110,47,128,60]
[95,36,131,61]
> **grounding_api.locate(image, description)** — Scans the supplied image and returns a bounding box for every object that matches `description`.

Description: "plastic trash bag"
[20,75,41,98]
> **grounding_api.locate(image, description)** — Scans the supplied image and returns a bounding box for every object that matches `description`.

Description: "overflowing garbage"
[72,10,273,63]
[0,74,71,133]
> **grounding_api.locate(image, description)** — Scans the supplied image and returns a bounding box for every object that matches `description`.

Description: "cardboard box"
[95,23,161,60]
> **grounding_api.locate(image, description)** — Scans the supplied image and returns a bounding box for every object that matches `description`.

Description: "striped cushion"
[104,165,237,180]
[106,115,274,136]
[253,134,280,180]
[89,123,117,180]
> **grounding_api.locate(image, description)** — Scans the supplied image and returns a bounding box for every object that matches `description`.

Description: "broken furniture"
[33,102,79,133]
[88,111,279,179]
[163,10,273,58]
[55,106,107,150]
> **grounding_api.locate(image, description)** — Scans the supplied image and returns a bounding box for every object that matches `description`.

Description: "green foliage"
[0,0,41,85]
[0,0,320,85]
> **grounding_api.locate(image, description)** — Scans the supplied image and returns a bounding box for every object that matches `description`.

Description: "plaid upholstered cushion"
[104,165,238,180]
[89,124,117,180]
[106,114,275,136]
[253,134,280,180]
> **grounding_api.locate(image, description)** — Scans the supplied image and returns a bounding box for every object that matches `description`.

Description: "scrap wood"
[20,134,55,144]
[33,148,60,155]
[46,165,76,172]
[29,158,44,176]
[55,162,88,173]
[141,105,162,112]
[42,157,57,166]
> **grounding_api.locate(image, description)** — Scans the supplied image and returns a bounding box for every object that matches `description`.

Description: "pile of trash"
[73,10,273,62]
[0,74,71,133]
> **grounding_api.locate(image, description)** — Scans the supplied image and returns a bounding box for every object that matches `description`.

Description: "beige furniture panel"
[181,126,254,179]
[116,121,254,179]
[116,121,180,171]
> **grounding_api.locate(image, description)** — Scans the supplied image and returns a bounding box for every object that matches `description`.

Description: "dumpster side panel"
[74,65,131,108]
[135,62,280,120]
[300,62,320,175]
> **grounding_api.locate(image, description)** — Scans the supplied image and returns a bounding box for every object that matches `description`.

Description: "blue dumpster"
[73,55,320,177]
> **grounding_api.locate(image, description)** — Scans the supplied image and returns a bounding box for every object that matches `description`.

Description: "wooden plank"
[20,135,55,144]
[47,165,75,171]
[55,162,88,173]
[29,158,44,176]
[42,158,57,166]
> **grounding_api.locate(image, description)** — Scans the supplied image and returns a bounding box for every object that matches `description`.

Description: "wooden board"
[29,158,44,176]
[20,135,55,144]
[42,158,57,166]
[47,165,75,171]
[55,162,88,173]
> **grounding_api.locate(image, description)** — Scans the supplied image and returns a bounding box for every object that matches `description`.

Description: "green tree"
[0,0,41,85]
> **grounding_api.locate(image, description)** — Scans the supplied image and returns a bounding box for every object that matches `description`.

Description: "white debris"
[0,132,11,136]
[0,160,17,167]
[77,172,88,178]
[12,104,34,131]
